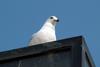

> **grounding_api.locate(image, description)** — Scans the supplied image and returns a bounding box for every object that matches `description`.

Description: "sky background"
[0,0,99,66]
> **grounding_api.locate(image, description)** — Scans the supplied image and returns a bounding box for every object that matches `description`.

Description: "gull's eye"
[50,17,53,19]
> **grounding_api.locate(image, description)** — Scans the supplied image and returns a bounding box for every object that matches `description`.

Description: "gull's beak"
[56,19,59,22]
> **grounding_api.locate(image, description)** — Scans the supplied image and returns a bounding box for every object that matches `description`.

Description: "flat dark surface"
[0,36,82,62]
[0,36,95,67]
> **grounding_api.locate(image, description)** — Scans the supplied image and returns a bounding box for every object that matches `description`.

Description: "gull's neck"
[40,21,55,31]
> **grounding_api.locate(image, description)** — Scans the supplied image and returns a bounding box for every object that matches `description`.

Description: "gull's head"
[47,16,59,26]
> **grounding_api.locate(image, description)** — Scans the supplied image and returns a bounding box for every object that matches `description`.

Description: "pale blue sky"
[0,0,99,66]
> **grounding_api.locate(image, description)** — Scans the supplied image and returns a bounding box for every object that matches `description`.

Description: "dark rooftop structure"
[0,36,95,67]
